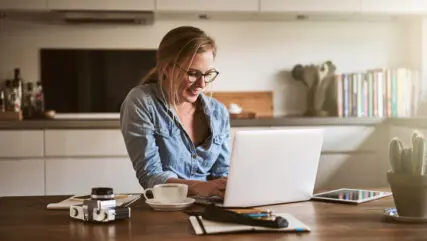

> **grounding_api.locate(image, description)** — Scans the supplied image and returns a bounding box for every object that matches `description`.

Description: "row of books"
[336,68,422,118]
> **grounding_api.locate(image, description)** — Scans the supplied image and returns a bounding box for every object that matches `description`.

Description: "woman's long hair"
[141,26,217,108]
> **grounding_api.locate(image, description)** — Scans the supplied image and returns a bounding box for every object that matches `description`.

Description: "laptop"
[195,128,324,207]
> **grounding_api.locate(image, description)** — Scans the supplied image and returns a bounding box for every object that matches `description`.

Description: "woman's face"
[178,50,217,104]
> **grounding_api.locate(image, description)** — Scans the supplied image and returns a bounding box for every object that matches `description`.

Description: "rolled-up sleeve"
[120,88,178,189]
[209,111,231,178]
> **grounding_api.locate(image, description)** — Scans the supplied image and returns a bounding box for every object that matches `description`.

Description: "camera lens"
[90,187,114,200]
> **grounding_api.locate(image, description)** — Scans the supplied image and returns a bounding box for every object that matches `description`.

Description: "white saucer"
[384,208,427,223]
[146,198,195,211]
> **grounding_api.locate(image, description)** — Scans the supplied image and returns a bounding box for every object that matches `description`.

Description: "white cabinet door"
[260,0,361,13]
[45,158,142,195]
[361,0,427,14]
[0,130,44,158]
[231,128,384,189]
[44,129,128,157]
[232,126,379,152]
[269,126,378,152]
[0,0,47,10]
[315,153,383,190]
[47,0,155,11]
[317,126,378,152]
[0,159,44,196]
[156,0,259,12]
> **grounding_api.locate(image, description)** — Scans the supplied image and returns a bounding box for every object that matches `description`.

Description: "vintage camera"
[69,187,131,223]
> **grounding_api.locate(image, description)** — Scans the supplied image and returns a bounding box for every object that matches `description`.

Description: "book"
[46,193,141,210]
[189,213,310,235]
[336,67,420,118]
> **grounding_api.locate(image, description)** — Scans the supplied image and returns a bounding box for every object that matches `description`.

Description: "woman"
[120,26,230,198]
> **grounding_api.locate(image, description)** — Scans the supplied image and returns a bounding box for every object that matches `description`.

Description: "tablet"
[311,188,392,204]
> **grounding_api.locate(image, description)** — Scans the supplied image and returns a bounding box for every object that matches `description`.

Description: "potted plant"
[387,130,427,218]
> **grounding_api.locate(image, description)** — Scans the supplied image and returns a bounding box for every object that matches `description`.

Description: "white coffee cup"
[143,183,188,204]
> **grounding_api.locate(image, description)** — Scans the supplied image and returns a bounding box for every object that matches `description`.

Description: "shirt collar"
[150,82,217,134]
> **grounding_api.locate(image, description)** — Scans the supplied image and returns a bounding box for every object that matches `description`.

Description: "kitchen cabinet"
[260,0,361,13]
[44,129,140,195]
[0,124,389,196]
[2,0,427,15]
[268,126,379,152]
[0,130,44,158]
[360,0,427,14]
[315,153,383,189]
[45,157,142,195]
[231,126,384,188]
[317,126,378,152]
[0,0,47,10]
[44,126,378,157]
[156,0,259,12]
[0,159,44,196]
[44,129,128,157]
[232,126,380,152]
[47,0,155,11]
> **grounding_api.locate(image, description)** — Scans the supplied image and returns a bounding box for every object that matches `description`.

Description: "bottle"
[11,79,21,112]
[13,68,24,107]
[0,89,5,112]
[4,80,12,111]
[23,82,35,119]
[35,81,45,114]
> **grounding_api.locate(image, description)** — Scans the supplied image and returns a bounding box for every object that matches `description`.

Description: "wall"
[406,16,427,116]
[423,17,427,105]
[0,17,419,116]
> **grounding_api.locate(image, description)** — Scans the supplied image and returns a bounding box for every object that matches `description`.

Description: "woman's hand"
[166,177,228,198]
[190,177,227,198]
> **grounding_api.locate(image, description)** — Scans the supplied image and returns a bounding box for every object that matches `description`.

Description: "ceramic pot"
[387,170,427,218]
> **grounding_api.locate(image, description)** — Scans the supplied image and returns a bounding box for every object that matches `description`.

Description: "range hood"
[57,10,154,25]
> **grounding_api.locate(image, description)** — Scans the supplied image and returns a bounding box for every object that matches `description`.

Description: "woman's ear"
[162,65,177,82]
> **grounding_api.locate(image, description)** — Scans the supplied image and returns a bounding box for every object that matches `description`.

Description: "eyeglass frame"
[177,66,220,83]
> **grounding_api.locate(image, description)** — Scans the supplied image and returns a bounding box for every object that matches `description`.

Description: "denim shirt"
[120,82,231,189]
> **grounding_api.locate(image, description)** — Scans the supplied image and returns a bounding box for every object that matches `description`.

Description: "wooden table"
[1,194,427,241]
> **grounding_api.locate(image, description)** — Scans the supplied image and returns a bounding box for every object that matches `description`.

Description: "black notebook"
[189,213,310,235]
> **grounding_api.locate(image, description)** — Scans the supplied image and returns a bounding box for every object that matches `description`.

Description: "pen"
[295,227,308,232]
[228,208,272,214]
[244,213,271,218]
[247,215,277,221]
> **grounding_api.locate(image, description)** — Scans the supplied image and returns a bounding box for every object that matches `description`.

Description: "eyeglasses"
[178,67,219,83]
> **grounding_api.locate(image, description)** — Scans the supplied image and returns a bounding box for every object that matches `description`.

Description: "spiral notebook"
[189,213,311,235]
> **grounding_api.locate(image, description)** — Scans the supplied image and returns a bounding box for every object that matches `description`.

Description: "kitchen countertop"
[0,116,424,130]
[0,116,395,130]
[231,117,387,127]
